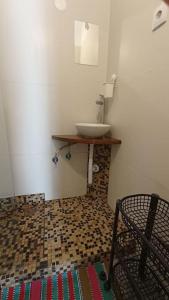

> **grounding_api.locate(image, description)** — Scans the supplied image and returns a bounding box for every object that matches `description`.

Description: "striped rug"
[0,263,115,300]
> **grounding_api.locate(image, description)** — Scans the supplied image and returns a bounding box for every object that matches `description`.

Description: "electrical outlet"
[152,2,169,31]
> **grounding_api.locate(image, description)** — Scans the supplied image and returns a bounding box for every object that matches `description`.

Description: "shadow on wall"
[108,72,169,209]
[0,91,14,197]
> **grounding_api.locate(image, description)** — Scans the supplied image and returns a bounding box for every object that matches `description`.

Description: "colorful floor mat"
[0,263,115,300]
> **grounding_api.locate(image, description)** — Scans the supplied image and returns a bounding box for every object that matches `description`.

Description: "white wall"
[107,0,169,208]
[0,88,14,197]
[0,0,111,200]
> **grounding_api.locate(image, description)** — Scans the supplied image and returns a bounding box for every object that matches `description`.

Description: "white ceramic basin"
[76,123,111,138]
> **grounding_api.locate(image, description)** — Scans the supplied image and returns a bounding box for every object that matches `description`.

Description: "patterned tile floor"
[0,196,114,288]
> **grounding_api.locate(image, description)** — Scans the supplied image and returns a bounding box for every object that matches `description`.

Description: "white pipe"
[88,144,94,185]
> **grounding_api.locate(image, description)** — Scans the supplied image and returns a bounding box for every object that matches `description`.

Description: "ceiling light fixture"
[54,0,67,11]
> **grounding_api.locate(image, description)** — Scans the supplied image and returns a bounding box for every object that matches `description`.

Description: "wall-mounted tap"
[96,94,105,124]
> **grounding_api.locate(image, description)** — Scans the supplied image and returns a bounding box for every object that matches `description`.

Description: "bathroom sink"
[76,123,111,138]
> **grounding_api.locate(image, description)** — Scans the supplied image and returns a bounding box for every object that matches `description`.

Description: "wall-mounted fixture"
[103,74,117,99]
[96,74,117,124]
[152,1,169,31]
[74,20,99,66]
[52,142,74,165]
[52,153,59,165]
[54,0,67,11]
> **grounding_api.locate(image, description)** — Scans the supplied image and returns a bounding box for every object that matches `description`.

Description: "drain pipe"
[88,144,94,185]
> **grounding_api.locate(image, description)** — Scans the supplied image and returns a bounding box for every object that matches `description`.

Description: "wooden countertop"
[52,135,121,145]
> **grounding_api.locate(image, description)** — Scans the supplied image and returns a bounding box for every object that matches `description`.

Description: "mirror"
[74,20,99,66]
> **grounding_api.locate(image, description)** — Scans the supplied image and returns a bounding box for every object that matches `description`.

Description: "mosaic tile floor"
[0,195,114,288]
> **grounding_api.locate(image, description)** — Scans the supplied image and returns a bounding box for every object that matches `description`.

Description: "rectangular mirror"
[74,20,99,66]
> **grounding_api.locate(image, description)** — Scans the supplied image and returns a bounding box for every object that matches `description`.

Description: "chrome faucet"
[96,94,105,124]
